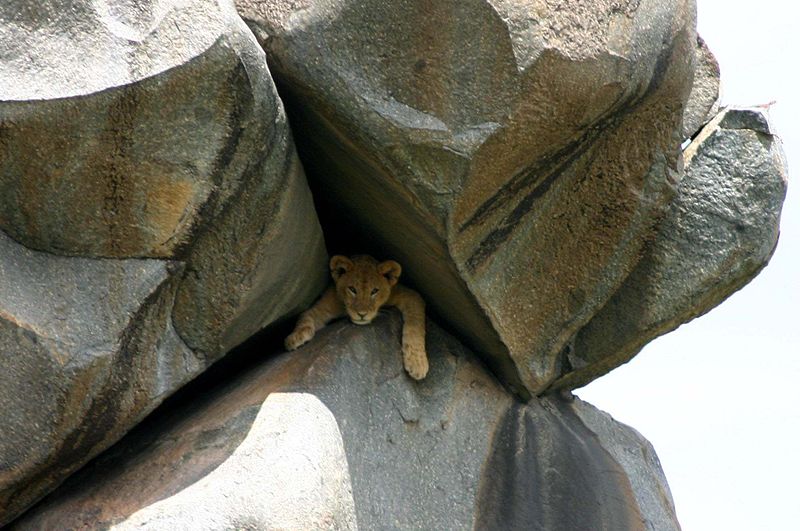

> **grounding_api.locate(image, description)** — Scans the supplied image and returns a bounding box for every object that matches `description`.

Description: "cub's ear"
[378,260,402,286]
[330,255,353,281]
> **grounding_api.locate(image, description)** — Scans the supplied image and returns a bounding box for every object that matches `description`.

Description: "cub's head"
[330,255,401,325]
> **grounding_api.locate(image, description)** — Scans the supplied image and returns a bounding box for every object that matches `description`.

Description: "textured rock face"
[0,230,192,521]
[14,314,678,531]
[238,0,698,397]
[572,402,681,531]
[0,0,326,524]
[682,36,720,139]
[553,107,788,390]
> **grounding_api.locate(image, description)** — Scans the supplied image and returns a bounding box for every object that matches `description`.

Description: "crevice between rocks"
[271,77,533,402]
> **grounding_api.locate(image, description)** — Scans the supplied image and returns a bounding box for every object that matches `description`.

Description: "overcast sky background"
[578,1,799,530]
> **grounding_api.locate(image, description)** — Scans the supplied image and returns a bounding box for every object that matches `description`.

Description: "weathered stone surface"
[572,401,681,531]
[682,36,720,139]
[0,229,192,524]
[15,315,679,530]
[0,0,326,523]
[552,107,787,391]
[238,0,697,396]
[118,394,359,531]
[2,0,231,258]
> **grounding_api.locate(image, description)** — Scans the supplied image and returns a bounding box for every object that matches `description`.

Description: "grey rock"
[0,229,190,523]
[553,107,788,391]
[0,0,326,523]
[1,0,234,258]
[719,107,773,134]
[237,0,698,396]
[116,394,359,531]
[571,400,681,531]
[682,36,720,139]
[15,314,679,530]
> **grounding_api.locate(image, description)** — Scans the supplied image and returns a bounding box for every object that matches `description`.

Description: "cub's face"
[330,255,401,325]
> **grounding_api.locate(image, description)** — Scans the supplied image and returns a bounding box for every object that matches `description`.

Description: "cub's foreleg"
[285,287,345,350]
[389,285,429,380]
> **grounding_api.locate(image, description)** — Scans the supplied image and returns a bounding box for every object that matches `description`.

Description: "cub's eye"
[348,287,357,296]
[370,288,379,297]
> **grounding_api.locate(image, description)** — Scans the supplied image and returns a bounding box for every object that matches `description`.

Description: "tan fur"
[285,255,429,380]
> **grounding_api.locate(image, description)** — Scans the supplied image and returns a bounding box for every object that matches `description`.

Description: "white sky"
[577,2,800,530]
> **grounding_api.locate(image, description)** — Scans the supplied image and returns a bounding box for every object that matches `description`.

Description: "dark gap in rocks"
[276,82,407,279]
[164,316,296,412]
[282,106,390,261]
[268,71,387,260]
[275,80,483,375]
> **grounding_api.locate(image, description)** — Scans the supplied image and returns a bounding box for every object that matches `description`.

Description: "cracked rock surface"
[14,314,679,531]
[0,0,326,523]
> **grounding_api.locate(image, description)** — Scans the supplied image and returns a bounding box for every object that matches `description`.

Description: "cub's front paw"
[402,343,429,380]
[285,325,314,351]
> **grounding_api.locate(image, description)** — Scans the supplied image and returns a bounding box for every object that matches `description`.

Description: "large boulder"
[13,314,678,530]
[237,0,698,397]
[0,0,326,523]
[552,107,788,391]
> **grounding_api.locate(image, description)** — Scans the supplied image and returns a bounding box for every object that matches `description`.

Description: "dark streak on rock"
[101,86,139,256]
[474,400,644,530]
[463,40,678,273]
[2,267,179,520]
[172,69,243,261]
[463,120,611,272]
[458,116,607,233]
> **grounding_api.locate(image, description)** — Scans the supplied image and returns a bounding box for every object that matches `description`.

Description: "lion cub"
[285,255,429,380]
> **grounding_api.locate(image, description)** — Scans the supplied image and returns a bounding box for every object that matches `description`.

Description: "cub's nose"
[357,312,366,319]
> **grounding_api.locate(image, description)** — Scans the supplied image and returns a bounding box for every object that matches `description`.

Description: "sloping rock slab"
[553,107,788,390]
[0,0,326,523]
[238,0,697,397]
[15,314,678,530]
[682,35,720,139]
